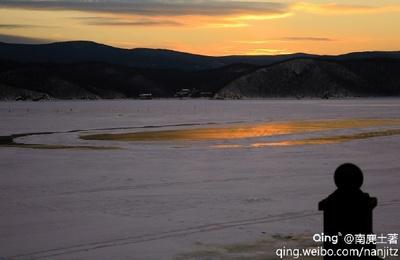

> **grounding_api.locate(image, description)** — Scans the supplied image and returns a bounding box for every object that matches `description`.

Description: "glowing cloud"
[0,1,399,55]
[292,2,400,15]
[245,48,290,55]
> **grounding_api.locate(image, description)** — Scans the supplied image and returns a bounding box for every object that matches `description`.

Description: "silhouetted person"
[319,163,378,259]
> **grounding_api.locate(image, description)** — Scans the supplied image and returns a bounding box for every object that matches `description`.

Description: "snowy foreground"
[0,99,399,260]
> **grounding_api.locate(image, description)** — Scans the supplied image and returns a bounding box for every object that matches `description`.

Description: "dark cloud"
[0,0,288,16]
[281,37,334,42]
[0,24,33,29]
[0,24,54,29]
[0,33,52,44]
[77,17,183,26]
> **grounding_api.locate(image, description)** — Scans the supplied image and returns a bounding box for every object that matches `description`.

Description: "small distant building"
[138,93,153,100]
[175,89,192,98]
[199,92,214,98]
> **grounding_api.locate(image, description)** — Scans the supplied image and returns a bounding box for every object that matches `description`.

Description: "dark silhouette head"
[334,163,364,190]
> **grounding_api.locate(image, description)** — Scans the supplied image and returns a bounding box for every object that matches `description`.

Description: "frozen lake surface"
[1,99,399,259]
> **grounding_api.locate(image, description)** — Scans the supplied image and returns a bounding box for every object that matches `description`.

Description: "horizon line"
[0,39,399,58]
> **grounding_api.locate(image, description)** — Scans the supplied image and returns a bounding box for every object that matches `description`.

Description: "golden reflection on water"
[211,144,245,149]
[81,119,400,142]
[212,129,400,149]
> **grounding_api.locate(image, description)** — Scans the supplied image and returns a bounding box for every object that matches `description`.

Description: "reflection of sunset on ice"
[81,119,400,142]
[1,99,399,259]
[212,129,400,149]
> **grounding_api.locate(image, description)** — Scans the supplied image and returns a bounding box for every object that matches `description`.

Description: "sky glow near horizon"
[0,0,399,55]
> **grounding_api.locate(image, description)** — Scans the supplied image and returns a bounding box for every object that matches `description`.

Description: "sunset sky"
[0,0,399,55]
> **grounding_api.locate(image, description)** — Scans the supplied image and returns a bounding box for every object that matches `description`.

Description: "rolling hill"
[0,41,399,100]
[218,58,400,98]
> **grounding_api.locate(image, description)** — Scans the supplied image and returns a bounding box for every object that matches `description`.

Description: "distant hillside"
[0,61,259,99]
[0,41,307,71]
[0,41,399,100]
[3,41,399,71]
[218,58,400,98]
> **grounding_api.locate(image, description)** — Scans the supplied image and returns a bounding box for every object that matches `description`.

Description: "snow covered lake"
[1,99,399,259]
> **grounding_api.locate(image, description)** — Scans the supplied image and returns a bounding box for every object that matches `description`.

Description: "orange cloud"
[233,40,271,45]
[227,12,293,21]
[202,22,248,28]
[245,48,290,55]
[292,2,400,15]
